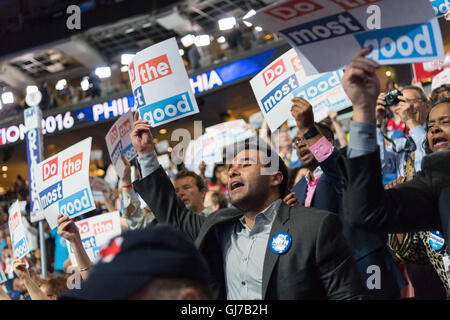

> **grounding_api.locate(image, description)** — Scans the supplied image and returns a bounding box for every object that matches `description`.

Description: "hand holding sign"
[57,214,81,244]
[12,258,29,280]
[291,97,315,135]
[130,111,155,156]
[342,48,380,123]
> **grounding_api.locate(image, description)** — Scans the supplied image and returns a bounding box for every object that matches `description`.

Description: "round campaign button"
[429,231,445,250]
[270,232,292,255]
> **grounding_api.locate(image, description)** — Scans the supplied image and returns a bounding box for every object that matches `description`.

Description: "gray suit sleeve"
[316,213,366,300]
[347,121,378,159]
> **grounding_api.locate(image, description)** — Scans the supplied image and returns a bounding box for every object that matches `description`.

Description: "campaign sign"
[413,51,450,82]
[105,111,137,178]
[24,106,45,222]
[431,68,450,90]
[292,70,352,121]
[0,262,6,284]
[36,138,95,229]
[248,0,441,75]
[250,48,306,131]
[66,211,121,266]
[128,37,199,127]
[8,201,30,259]
[430,0,449,16]
[89,176,108,192]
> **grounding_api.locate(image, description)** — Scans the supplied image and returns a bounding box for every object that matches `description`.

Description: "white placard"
[105,111,137,178]
[432,68,450,90]
[66,211,121,267]
[8,201,30,259]
[292,70,352,122]
[89,176,108,192]
[248,0,442,75]
[128,37,199,127]
[36,137,95,229]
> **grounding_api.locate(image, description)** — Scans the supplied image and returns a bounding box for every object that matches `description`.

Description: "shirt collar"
[239,198,282,226]
[304,166,323,183]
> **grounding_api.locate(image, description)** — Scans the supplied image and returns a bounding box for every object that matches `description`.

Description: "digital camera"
[384,89,402,107]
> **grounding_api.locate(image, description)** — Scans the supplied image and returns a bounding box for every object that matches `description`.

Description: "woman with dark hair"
[383,98,450,298]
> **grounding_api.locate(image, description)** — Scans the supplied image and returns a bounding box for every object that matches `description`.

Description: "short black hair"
[232,138,289,198]
[175,170,207,191]
[315,122,334,142]
[423,98,450,154]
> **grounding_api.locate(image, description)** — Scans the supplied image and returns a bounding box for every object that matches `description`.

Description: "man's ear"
[176,287,201,300]
[271,171,283,188]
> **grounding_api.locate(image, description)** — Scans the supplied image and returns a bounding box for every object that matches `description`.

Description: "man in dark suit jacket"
[339,49,450,255]
[289,98,406,299]
[129,112,365,300]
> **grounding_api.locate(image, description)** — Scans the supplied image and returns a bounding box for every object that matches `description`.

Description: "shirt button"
[241,281,246,286]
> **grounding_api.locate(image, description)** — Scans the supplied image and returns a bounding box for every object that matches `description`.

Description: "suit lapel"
[262,202,291,299]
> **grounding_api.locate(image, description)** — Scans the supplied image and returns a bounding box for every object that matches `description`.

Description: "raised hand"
[291,97,315,135]
[121,155,132,186]
[130,111,155,156]
[283,192,300,207]
[342,48,380,123]
[13,258,29,280]
[57,214,81,243]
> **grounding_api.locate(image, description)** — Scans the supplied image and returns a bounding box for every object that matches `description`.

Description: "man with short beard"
[130,112,365,300]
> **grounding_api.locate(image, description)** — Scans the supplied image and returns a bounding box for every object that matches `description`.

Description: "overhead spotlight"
[218,17,236,31]
[159,128,167,134]
[125,28,135,34]
[142,22,152,29]
[80,77,90,91]
[181,34,195,47]
[243,9,256,27]
[195,35,210,47]
[121,53,135,65]
[55,79,67,90]
[179,49,185,56]
[254,26,263,32]
[95,67,111,79]
[217,36,226,44]
[1,92,14,104]
[386,71,392,77]
[120,65,129,72]
[1,166,7,172]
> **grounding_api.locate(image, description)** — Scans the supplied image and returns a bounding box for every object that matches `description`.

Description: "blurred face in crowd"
[278,131,292,150]
[228,149,282,212]
[216,166,229,186]
[397,88,431,125]
[427,102,450,153]
[174,177,206,214]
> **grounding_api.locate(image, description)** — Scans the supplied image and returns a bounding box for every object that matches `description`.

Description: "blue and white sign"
[429,231,445,250]
[430,0,449,17]
[129,38,199,127]
[249,0,440,75]
[24,106,45,222]
[270,232,292,255]
[8,201,30,259]
[292,70,351,122]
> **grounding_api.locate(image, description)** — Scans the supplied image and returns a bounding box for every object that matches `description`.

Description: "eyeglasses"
[292,137,305,148]
[427,116,450,131]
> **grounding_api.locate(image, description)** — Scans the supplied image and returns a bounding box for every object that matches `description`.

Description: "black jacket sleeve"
[133,166,206,241]
[339,149,441,234]
[315,213,366,300]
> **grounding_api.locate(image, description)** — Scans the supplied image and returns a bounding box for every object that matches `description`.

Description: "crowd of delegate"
[0,49,449,300]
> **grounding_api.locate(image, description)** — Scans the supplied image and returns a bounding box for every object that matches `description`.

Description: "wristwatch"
[302,126,319,139]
